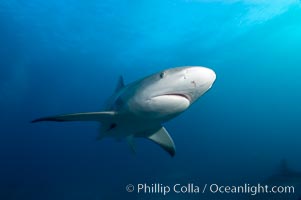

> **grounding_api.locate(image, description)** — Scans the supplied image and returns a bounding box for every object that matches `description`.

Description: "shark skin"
[32,66,216,156]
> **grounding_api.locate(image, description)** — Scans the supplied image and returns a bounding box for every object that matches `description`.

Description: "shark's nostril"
[191,80,197,88]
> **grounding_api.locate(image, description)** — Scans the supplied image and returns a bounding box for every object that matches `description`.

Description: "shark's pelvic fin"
[115,76,125,92]
[31,111,115,123]
[148,127,176,157]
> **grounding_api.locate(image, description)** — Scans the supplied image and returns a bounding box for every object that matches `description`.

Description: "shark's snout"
[204,68,216,88]
[186,66,216,87]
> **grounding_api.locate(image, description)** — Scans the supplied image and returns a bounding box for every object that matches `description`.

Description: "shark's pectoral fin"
[31,111,116,123]
[147,127,176,157]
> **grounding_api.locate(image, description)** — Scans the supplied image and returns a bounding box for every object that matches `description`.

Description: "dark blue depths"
[0,0,301,199]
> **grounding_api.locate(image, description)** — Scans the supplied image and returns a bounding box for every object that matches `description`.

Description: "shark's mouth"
[162,93,191,102]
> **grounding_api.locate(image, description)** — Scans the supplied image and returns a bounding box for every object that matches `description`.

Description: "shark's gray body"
[32,66,216,156]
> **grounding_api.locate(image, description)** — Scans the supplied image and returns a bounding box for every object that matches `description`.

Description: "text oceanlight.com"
[126,183,295,196]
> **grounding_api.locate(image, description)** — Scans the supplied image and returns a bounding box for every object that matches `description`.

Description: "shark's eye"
[160,71,166,79]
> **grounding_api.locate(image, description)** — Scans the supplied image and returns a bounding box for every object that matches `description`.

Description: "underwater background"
[1,0,301,199]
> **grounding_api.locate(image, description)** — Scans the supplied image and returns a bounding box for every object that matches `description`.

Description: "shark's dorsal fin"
[115,76,125,92]
[280,159,289,175]
[147,127,176,157]
[31,111,116,123]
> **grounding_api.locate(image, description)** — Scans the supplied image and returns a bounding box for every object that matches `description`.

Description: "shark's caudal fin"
[147,127,176,157]
[31,111,115,123]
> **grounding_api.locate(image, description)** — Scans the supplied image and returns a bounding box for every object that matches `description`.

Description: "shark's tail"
[32,111,176,157]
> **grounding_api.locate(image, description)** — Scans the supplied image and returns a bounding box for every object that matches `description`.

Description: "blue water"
[1,0,301,199]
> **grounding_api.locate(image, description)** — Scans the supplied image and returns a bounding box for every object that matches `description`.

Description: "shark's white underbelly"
[125,94,190,121]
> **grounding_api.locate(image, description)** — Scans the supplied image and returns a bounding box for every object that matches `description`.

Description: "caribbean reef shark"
[264,160,301,187]
[32,66,216,156]
[243,160,301,200]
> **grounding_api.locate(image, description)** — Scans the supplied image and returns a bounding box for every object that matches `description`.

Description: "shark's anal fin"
[147,127,176,157]
[31,111,115,123]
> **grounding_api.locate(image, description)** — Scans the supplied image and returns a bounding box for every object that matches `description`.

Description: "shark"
[32,66,216,156]
[264,160,301,187]
[243,160,301,200]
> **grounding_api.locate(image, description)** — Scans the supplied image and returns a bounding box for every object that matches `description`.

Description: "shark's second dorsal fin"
[115,76,125,92]
[147,127,176,157]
